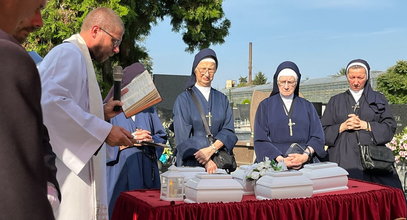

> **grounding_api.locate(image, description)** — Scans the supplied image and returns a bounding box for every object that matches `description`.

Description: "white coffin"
[184,174,243,203]
[231,165,256,195]
[300,162,349,194]
[175,166,227,183]
[255,171,313,200]
[174,166,207,183]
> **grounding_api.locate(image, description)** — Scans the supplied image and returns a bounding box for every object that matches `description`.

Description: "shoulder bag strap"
[187,88,213,141]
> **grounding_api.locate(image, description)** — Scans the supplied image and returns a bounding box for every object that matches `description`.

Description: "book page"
[121,70,162,117]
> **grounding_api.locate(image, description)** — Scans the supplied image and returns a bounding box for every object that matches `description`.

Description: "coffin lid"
[256,170,313,188]
[300,162,349,179]
[185,174,243,190]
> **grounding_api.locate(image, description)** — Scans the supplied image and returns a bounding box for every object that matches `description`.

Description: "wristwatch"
[210,144,218,154]
[303,150,312,162]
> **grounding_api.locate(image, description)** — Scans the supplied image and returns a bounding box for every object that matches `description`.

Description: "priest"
[254,61,326,168]
[39,8,136,220]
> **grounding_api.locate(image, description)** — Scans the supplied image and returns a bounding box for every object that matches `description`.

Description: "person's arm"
[305,101,326,158]
[211,94,238,153]
[39,44,113,175]
[369,94,397,145]
[254,100,283,162]
[321,97,342,146]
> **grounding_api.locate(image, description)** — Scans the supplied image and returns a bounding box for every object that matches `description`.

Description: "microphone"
[113,66,123,112]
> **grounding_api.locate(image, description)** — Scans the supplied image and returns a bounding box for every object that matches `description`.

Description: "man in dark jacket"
[0,0,56,219]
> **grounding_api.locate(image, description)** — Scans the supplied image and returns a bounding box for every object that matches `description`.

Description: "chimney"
[248,42,253,84]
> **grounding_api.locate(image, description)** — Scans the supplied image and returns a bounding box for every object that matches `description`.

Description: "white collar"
[194,83,211,101]
[349,88,364,103]
[280,93,294,111]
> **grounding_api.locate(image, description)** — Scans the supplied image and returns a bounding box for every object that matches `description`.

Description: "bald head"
[0,0,44,34]
[81,7,124,33]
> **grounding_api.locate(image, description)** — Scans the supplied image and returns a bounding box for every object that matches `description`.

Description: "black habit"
[321,59,402,189]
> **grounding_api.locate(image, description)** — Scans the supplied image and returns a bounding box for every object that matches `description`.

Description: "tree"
[237,76,247,87]
[25,0,231,96]
[252,71,267,85]
[241,99,250,104]
[376,60,407,104]
[331,67,346,77]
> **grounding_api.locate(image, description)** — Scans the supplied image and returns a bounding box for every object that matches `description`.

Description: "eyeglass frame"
[277,80,297,87]
[196,67,216,75]
[99,27,121,48]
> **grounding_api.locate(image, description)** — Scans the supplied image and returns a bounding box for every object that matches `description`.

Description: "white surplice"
[39,34,112,220]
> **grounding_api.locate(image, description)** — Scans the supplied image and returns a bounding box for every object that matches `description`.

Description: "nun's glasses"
[278,80,296,87]
[99,27,121,48]
[197,67,216,75]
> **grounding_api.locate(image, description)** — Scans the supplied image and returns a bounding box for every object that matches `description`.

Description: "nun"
[173,48,237,173]
[254,61,326,169]
[321,59,402,189]
[104,63,167,218]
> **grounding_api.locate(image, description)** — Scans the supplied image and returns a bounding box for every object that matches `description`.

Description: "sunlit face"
[0,0,44,34]
[93,26,123,63]
[195,61,216,87]
[13,0,46,43]
[347,67,367,91]
[277,76,297,96]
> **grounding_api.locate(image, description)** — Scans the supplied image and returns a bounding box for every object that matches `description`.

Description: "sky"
[144,0,407,90]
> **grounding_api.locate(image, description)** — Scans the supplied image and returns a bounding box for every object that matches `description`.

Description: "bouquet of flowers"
[246,157,287,181]
[386,127,407,163]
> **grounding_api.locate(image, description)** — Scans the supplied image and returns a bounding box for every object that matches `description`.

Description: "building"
[223,71,384,105]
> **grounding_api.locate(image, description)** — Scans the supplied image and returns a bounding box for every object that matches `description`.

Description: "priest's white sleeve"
[39,43,112,175]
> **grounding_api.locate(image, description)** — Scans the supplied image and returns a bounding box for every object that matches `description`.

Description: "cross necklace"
[282,101,295,136]
[205,93,212,127]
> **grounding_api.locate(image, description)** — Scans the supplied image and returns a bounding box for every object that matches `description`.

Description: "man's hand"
[204,160,218,174]
[105,126,136,146]
[104,88,129,120]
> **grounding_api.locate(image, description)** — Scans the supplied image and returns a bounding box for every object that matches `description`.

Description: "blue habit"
[173,86,237,166]
[106,107,167,218]
[254,95,326,162]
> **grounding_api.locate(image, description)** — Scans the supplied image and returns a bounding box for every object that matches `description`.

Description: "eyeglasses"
[277,80,296,87]
[197,67,216,75]
[99,27,121,48]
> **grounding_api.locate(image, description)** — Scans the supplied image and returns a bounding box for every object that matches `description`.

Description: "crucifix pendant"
[288,118,295,136]
[206,112,212,127]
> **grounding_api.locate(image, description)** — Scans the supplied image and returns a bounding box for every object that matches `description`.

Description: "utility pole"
[248,42,253,84]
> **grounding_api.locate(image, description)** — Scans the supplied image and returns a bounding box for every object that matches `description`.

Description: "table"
[112,179,406,220]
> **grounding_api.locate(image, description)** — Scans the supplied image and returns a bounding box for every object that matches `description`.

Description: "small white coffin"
[300,162,349,194]
[175,166,207,183]
[231,165,256,195]
[176,167,227,183]
[255,171,313,200]
[184,174,243,203]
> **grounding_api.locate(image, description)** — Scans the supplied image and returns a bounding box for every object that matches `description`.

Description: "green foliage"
[25,0,230,96]
[252,71,267,85]
[377,60,407,104]
[241,99,250,104]
[237,76,247,87]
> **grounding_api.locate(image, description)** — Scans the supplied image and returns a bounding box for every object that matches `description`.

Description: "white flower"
[250,171,260,180]
[259,169,267,176]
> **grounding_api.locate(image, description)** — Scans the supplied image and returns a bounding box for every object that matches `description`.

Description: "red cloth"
[112,179,406,220]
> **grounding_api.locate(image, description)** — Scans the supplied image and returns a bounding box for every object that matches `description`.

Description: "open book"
[121,70,162,118]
